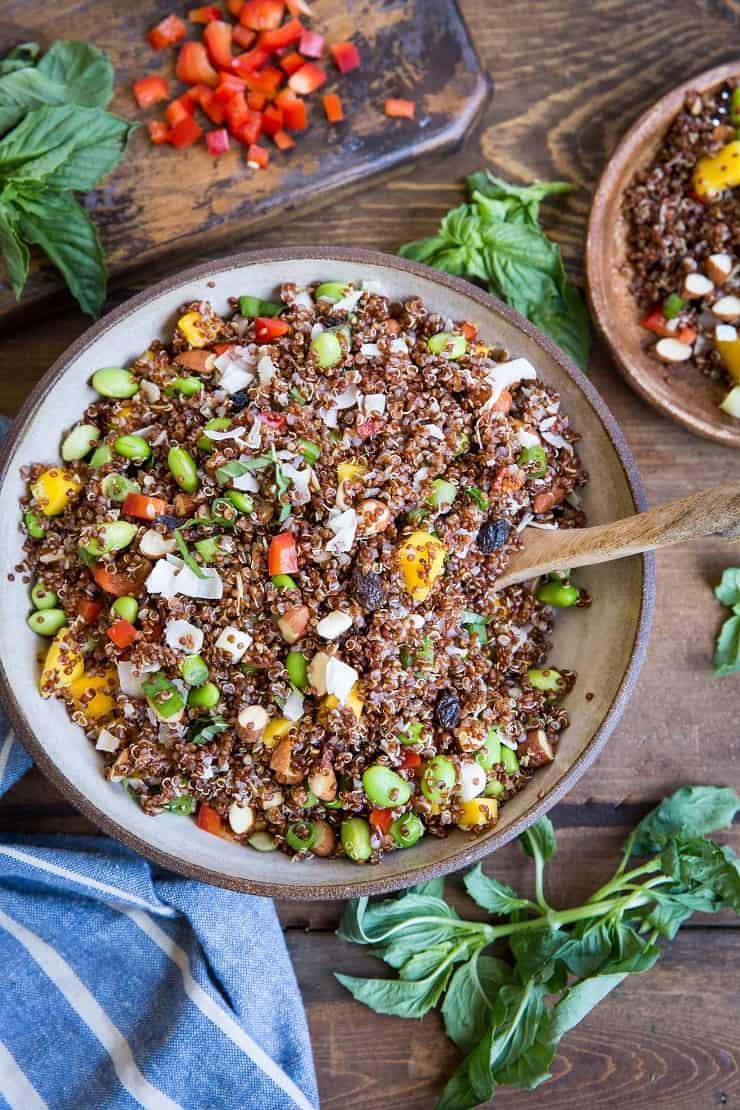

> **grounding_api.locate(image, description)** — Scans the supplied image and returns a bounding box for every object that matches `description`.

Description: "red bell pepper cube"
[273,128,295,150]
[226,0,245,14]
[384,97,415,119]
[280,51,304,75]
[461,321,478,341]
[198,88,225,123]
[133,75,169,109]
[330,41,360,74]
[242,67,283,96]
[368,808,393,836]
[147,13,187,50]
[247,142,269,168]
[165,97,194,127]
[197,803,229,837]
[231,45,271,74]
[256,316,290,343]
[640,307,673,337]
[108,619,137,650]
[189,5,222,21]
[176,41,219,87]
[239,0,285,30]
[400,749,422,769]
[286,0,313,13]
[259,18,304,52]
[233,25,256,49]
[275,86,297,108]
[288,63,326,95]
[78,598,103,625]
[322,92,343,123]
[299,30,324,57]
[169,116,203,148]
[267,531,298,574]
[203,20,233,69]
[148,119,170,145]
[122,493,169,521]
[676,325,697,345]
[281,95,307,130]
[261,103,283,135]
[224,90,250,130]
[215,72,247,102]
[235,109,263,144]
[247,89,267,110]
[206,127,230,154]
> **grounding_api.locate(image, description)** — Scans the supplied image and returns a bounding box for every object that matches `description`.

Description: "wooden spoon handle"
[497,481,740,588]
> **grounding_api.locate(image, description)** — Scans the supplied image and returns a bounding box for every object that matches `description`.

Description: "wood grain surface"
[1,1,740,1107]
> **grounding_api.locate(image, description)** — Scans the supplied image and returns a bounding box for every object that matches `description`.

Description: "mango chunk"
[68,669,118,722]
[323,684,364,721]
[39,628,84,696]
[263,716,295,749]
[715,334,740,383]
[337,461,367,485]
[458,797,498,830]
[177,312,209,348]
[693,140,740,199]
[398,531,447,601]
[32,468,82,516]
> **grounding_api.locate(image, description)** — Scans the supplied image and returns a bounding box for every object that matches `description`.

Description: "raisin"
[351,564,384,611]
[230,391,249,412]
[435,688,461,729]
[476,518,510,553]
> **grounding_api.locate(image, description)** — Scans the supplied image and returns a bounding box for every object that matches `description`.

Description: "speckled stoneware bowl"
[0,248,654,900]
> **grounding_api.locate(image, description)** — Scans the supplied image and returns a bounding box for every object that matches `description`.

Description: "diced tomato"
[281,95,307,130]
[247,89,267,110]
[400,749,421,769]
[239,0,285,30]
[322,92,343,123]
[299,30,324,57]
[215,72,247,102]
[203,20,233,68]
[133,75,169,109]
[247,142,269,168]
[273,128,295,150]
[231,46,271,75]
[261,103,283,135]
[640,307,672,338]
[108,619,137,649]
[206,127,231,154]
[189,4,222,22]
[288,63,326,95]
[267,531,299,575]
[461,321,478,341]
[226,0,245,14]
[286,0,313,14]
[677,325,697,344]
[330,40,360,74]
[122,493,169,521]
[78,598,103,625]
[369,808,393,836]
[165,97,195,127]
[147,13,187,50]
[280,51,304,75]
[255,316,289,342]
[200,89,225,123]
[92,564,148,599]
[259,18,304,51]
[197,803,229,837]
[148,119,170,145]
[384,98,415,119]
[242,66,283,96]
[176,41,219,87]
[233,25,256,49]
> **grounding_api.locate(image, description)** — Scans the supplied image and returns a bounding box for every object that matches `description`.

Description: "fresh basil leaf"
[715,567,740,608]
[529,277,592,370]
[0,205,29,298]
[442,953,512,1051]
[509,926,569,981]
[335,963,454,1019]
[399,943,458,981]
[0,43,40,77]
[642,891,695,939]
[550,972,627,1041]
[435,1058,486,1110]
[605,920,660,973]
[488,982,545,1078]
[463,864,534,916]
[627,786,740,856]
[409,878,445,898]
[495,1009,555,1089]
[399,203,488,283]
[661,837,740,912]
[713,613,740,677]
[12,187,106,317]
[36,41,113,108]
[558,920,614,977]
[519,816,557,864]
[189,715,228,745]
[337,891,465,949]
[468,171,574,212]
[482,222,562,311]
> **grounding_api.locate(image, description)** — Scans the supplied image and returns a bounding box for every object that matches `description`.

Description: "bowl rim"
[0,246,655,900]
[586,60,740,448]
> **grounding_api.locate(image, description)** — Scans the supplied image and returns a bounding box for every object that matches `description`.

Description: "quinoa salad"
[622,79,740,417]
[16,279,589,864]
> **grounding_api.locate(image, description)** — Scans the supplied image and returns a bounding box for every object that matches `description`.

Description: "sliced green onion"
[239,295,282,317]
[286,650,308,689]
[428,477,457,509]
[663,293,686,320]
[517,445,547,478]
[298,438,321,465]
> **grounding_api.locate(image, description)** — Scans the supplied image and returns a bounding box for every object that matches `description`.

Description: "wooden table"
[2,2,739,1105]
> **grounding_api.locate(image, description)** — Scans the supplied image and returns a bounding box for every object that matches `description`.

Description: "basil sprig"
[712,567,740,677]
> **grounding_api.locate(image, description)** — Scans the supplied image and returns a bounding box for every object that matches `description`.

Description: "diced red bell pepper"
[461,321,478,341]
[215,73,247,102]
[108,619,137,649]
[676,325,697,344]
[224,90,249,128]
[259,411,287,429]
[330,41,360,74]
[281,95,307,130]
[255,316,289,343]
[280,51,304,75]
[122,493,169,520]
[189,5,222,22]
[369,808,393,836]
[148,119,170,145]
[288,63,326,95]
[226,0,245,14]
[197,802,229,837]
[322,92,343,123]
[286,0,313,13]
[176,41,219,87]
[91,565,146,598]
[147,13,187,50]
[78,598,103,625]
[273,128,295,150]
[200,88,226,123]
[242,66,283,96]
[165,96,195,127]
[640,307,672,338]
[400,749,421,769]
[259,18,304,52]
[268,531,299,574]
[206,127,230,154]
[247,89,267,110]
[233,25,256,49]
[237,110,264,145]
[133,75,170,109]
[203,20,233,69]
[384,98,415,119]
[184,83,211,106]
[231,46,271,75]
[275,86,297,107]
[239,0,285,30]
[247,142,269,168]
[299,30,324,58]
[261,103,283,135]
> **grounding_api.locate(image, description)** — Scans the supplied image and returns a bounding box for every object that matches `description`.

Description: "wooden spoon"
[496,481,740,589]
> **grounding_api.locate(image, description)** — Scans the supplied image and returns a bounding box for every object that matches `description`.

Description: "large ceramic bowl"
[0,248,654,900]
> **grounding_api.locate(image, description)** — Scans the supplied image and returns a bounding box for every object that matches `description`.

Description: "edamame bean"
[286,820,318,852]
[310,330,342,369]
[239,295,282,317]
[427,332,467,359]
[286,650,308,690]
[166,795,195,815]
[187,681,220,708]
[180,654,209,687]
[295,788,318,809]
[390,812,425,849]
[27,608,67,636]
[475,727,502,772]
[91,367,139,399]
[362,764,412,808]
[341,817,372,861]
[420,755,456,803]
[272,574,297,589]
[196,417,231,453]
[89,444,113,469]
[517,445,547,477]
[61,424,100,462]
[314,281,350,304]
[167,376,203,397]
[484,779,505,798]
[248,831,278,851]
[428,478,457,509]
[112,596,138,623]
[101,473,140,502]
[536,580,580,607]
[82,521,137,557]
[527,667,564,694]
[168,446,199,493]
[398,722,424,746]
[24,510,46,539]
[114,434,151,461]
[501,746,520,775]
[226,490,253,513]
[31,582,58,610]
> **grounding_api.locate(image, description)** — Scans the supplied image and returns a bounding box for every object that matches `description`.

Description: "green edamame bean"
[427,332,467,359]
[114,434,151,461]
[362,764,412,808]
[92,367,139,399]
[428,478,457,509]
[398,722,424,746]
[420,755,456,803]
[89,444,113,470]
[475,727,502,772]
[196,417,231,453]
[31,582,58,610]
[310,330,342,369]
[517,444,547,477]
[101,473,140,502]
[180,654,209,687]
[390,812,425,849]
[24,510,46,539]
[341,817,372,861]
[239,295,282,317]
[61,424,100,462]
[536,581,580,608]
[226,490,253,513]
[272,574,297,589]
[166,795,195,815]
[82,521,137,557]
[167,376,203,397]
[501,746,520,775]
[248,831,278,851]
[112,596,138,623]
[286,650,308,690]
[314,281,350,304]
[187,681,220,708]
[294,788,318,809]
[27,608,67,636]
[286,820,318,852]
[527,667,564,694]
[484,779,505,798]
[168,446,199,493]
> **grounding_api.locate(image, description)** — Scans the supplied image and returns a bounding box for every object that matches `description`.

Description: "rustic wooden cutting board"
[0,0,488,322]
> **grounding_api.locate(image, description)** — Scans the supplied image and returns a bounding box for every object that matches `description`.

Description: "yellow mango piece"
[32,468,82,517]
[398,530,447,601]
[458,797,498,830]
[323,683,364,721]
[39,628,84,696]
[69,669,118,722]
[337,461,367,485]
[263,716,295,749]
[177,312,209,348]
[715,335,740,383]
[693,140,740,199]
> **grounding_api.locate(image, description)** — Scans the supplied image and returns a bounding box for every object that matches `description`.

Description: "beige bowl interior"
[0,250,651,899]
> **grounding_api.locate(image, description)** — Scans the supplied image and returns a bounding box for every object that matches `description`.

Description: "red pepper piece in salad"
[287,62,326,95]
[268,532,299,575]
[133,75,170,109]
[239,0,285,30]
[206,127,230,154]
[329,40,360,74]
[255,316,289,342]
[322,92,343,123]
[369,808,393,836]
[259,18,304,51]
[176,40,219,86]
[247,142,269,168]
[122,493,169,521]
[108,619,137,649]
[189,5,223,22]
[384,98,416,119]
[203,20,233,68]
[148,13,187,50]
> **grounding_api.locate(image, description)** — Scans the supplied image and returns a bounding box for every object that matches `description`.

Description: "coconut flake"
[317,610,353,639]
[326,508,358,553]
[540,428,572,453]
[333,288,363,313]
[517,428,541,448]
[320,406,339,429]
[483,357,538,409]
[423,424,446,441]
[360,343,381,358]
[283,688,304,721]
[310,322,324,339]
[257,355,278,386]
[459,761,486,801]
[282,463,312,505]
[232,470,260,492]
[219,364,254,394]
[204,427,246,443]
[325,656,358,704]
[335,383,359,410]
[165,619,204,655]
[146,555,223,600]
[293,290,313,309]
[96,728,121,753]
[359,393,386,419]
[245,419,262,449]
[116,660,158,699]
[389,337,408,354]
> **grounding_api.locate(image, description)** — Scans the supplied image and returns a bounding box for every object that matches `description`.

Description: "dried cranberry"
[435,688,461,729]
[476,518,510,554]
[229,391,249,412]
[351,564,384,611]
